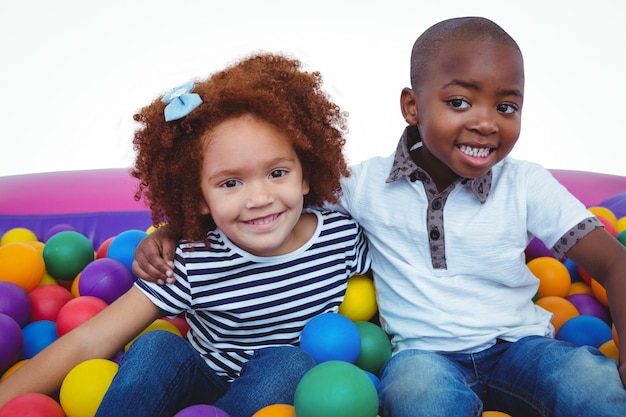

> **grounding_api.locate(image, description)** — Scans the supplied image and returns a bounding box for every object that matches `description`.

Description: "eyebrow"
[443,79,523,99]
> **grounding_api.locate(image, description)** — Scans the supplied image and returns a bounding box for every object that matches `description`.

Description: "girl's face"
[199,114,310,257]
[404,40,524,190]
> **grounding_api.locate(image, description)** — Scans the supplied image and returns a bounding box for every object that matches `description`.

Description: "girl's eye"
[269,169,287,179]
[221,179,240,188]
[448,98,469,109]
[497,103,518,114]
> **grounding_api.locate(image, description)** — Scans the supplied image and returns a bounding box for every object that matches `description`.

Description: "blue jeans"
[378,335,626,417]
[95,330,315,417]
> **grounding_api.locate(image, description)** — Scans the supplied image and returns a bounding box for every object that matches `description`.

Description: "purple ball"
[566,293,610,323]
[173,405,230,417]
[43,224,77,242]
[525,238,554,262]
[0,282,32,327]
[78,258,134,304]
[0,313,23,372]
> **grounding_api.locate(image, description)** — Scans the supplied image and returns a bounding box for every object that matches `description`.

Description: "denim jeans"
[95,330,315,417]
[378,335,626,417]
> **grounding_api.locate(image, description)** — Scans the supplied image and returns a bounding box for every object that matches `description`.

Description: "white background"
[1,0,625,177]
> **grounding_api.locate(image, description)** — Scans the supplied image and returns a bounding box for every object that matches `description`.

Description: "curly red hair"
[133,53,349,241]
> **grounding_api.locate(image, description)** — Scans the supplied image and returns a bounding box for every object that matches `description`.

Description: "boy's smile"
[402,39,524,191]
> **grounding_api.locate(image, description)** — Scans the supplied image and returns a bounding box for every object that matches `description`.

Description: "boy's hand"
[132,226,177,285]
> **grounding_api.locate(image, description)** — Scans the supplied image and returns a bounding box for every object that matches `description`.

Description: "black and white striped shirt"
[135,210,370,381]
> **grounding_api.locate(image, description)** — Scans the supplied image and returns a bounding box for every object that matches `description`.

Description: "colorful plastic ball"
[557,315,612,348]
[0,392,65,417]
[252,404,295,417]
[0,359,28,382]
[363,370,380,389]
[599,339,619,362]
[562,258,583,282]
[565,293,610,323]
[20,320,57,360]
[588,206,618,229]
[162,315,191,338]
[173,404,230,417]
[0,281,31,326]
[524,238,553,262]
[354,321,391,375]
[590,279,609,307]
[0,313,23,372]
[42,231,94,281]
[125,319,183,351]
[0,227,38,246]
[78,258,133,304]
[28,284,73,322]
[567,281,592,296]
[0,242,45,292]
[483,412,512,417]
[106,229,148,279]
[526,257,571,299]
[95,236,114,259]
[43,224,77,242]
[596,215,618,237]
[300,313,361,364]
[613,323,619,347]
[534,296,579,335]
[338,274,378,322]
[294,360,378,417]
[56,296,108,337]
[59,358,119,417]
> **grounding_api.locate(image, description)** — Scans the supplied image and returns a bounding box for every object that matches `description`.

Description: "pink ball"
[56,296,107,336]
[28,285,73,322]
[78,258,133,304]
[0,393,65,417]
[0,282,31,327]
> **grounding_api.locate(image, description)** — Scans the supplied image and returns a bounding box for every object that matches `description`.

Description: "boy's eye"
[497,103,518,114]
[448,98,469,109]
[269,169,287,179]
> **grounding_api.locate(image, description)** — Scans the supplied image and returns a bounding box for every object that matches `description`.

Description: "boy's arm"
[133,226,178,284]
[0,287,162,407]
[566,227,626,388]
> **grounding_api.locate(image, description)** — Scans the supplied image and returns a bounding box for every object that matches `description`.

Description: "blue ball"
[20,320,58,359]
[106,230,148,280]
[300,313,361,364]
[562,258,583,283]
[557,315,612,348]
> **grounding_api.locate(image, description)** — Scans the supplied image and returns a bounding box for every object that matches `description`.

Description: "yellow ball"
[617,216,626,233]
[338,274,378,322]
[59,359,118,417]
[125,318,183,351]
[588,206,618,229]
[0,227,38,246]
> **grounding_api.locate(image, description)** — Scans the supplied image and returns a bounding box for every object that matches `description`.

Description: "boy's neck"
[410,146,460,193]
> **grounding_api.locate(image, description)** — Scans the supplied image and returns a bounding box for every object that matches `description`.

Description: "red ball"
[55,296,107,336]
[0,393,65,417]
[96,236,115,259]
[28,285,73,322]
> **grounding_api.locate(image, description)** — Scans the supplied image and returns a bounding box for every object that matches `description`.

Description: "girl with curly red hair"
[0,53,370,417]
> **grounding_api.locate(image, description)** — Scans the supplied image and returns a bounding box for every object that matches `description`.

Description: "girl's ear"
[302,176,310,196]
[400,87,419,126]
[200,201,210,215]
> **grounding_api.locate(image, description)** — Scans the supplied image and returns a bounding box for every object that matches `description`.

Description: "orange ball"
[483,412,512,417]
[0,242,46,292]
[588,206,618,230]
[253,404,296,417]
[527,257,571,299]
[567,282,592,296]
[535,296,579,335]
[599,339,619,362]
[612,323,619,348]
[591,279,609,307]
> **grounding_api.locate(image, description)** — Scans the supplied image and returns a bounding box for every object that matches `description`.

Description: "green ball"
[355,321,392,375]
[294,360,378,417]
[43,231,94,281]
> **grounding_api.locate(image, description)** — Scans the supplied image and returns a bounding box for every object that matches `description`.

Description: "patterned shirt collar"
[385,126,492,203]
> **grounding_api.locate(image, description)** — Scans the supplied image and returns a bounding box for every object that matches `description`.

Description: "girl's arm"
[566,227,626,387]
[0,286,162,407]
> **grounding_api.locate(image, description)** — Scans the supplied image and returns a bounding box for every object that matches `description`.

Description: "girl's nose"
[245,181,274,208]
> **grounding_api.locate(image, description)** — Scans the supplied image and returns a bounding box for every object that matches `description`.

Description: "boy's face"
[198,114,310,257]
[405,40,524,183]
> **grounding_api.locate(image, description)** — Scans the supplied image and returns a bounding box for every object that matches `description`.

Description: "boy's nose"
[470,108,498,135]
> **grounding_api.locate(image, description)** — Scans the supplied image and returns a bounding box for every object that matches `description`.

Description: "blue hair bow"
[161,82,202,122]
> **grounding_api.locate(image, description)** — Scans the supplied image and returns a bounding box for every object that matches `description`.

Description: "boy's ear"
[400,87,419,125]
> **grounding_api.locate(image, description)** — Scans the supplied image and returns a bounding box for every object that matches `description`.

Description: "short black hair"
[410,17,522,90]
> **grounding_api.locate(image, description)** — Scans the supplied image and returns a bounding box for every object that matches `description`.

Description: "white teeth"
[249,214,277,225]
[459,145,491,158]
